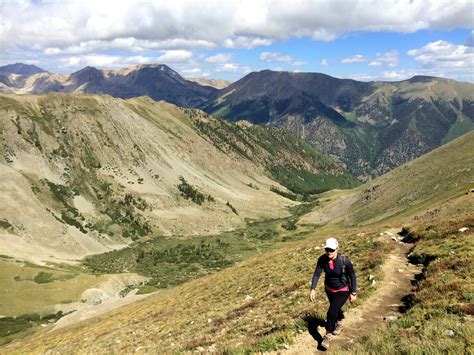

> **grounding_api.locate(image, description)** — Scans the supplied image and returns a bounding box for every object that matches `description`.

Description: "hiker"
[309,237,357,350]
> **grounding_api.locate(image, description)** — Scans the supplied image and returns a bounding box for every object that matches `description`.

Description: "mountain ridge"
[1,63,473,180]
[203,70,474,179]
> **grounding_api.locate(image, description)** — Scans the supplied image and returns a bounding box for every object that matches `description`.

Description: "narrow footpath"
[271,230,421,354]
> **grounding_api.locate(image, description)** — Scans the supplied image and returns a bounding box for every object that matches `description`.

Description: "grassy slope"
[6,131,474,352]
[350,214,473,354]
[0,259,105,316]
[3,225,392,353]
[3,110,474,354]
[349,131,474,225]
[185,108,360,194]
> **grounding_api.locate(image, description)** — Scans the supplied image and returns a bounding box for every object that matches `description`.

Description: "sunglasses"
[325,248,336,253]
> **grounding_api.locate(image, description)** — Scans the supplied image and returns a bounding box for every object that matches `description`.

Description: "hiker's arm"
[309,257,323,301]
[347,258,357,294]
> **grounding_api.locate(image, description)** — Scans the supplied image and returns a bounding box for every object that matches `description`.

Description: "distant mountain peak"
[0,63,46,76]
[70,66,104,83]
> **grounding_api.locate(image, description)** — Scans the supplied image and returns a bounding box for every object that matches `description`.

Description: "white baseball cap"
[323,238,339,249]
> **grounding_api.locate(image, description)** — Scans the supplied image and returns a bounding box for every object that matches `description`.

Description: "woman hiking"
[309,237,357,350]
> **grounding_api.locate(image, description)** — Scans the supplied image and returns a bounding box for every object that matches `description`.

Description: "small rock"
[398,269,404,273]
[207,344,218,353]
[371,280,376,286]
[444,329,455,337]
[196,346,205,352]
[244,294,253,301]
[368,274,375,281]
[384,316,398,322]
[458,227,469,233]
[190,320,194,325]
[357,232,365,237]
[391,236,398,241]
[208,318,212,324]
[283,343,290,350]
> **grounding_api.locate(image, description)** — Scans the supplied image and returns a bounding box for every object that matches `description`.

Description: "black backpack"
[341,255,351,287]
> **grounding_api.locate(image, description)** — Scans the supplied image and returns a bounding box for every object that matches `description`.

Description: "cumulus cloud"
[214,63,251,74]
[382,71,404,79]
[320,59,329,66]
[157,50,193,63]
[1,0,471,53]
[341,55,367,64]
[215,63,239,72]
[293,60,307,66]
[57,51,192,70]
[260,52,293,62]
[407,40,474,79]
[205,53,234,63]
[368,50,399,68]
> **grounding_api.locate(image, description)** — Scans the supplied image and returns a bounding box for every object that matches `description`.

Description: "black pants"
[325,290,349,333]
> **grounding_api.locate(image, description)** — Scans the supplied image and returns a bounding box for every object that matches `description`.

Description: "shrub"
[178,176,205,205]
[226,201,238,215]
[33,272,54,284]
[282,220,298,231]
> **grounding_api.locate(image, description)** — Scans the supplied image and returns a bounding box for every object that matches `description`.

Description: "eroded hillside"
[0,94,285,263]
[0,93,355,264]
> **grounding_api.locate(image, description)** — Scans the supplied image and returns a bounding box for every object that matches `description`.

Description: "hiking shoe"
[321,334,333,350]
[333,321,344,335]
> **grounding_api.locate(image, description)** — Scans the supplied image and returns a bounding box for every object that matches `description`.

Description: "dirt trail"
[272,230,421,354]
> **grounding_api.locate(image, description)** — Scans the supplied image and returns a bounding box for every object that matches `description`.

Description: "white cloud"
[58,53,192,69]
[215,63,239,72]
[181,67,203,75]
[320,59,329,66]
[293,61,307,66]
[382,71,403,79]
[205,53,234,63]
[4,0,470,54]
[368,50,399,68]
[157,50,193,63]
[407,40,474,69]
[260,51,292,62]
[341,55,367,64]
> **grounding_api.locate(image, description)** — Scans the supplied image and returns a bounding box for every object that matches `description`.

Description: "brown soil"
[271,230,421,354]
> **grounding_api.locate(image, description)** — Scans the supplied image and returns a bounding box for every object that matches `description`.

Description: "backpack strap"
[341,255,350,287]
[341,255,347,275]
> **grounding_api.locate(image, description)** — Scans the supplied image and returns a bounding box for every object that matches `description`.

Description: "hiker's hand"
[350,294,357,303]
[309,289,316,302]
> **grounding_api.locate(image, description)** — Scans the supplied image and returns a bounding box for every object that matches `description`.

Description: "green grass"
[270,165,360,195]
[442,116,474,145]
[350,131,474,225]
[84,213,307,288]
[0,260,107,317]
[6,226,392,353]
[349,215,474,354]
[0,311,70,346]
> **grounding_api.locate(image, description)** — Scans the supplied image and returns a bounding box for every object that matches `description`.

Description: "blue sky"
[1,0,473,82]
